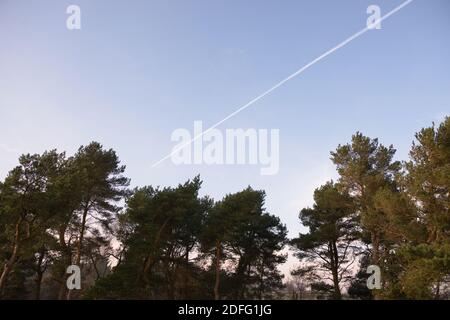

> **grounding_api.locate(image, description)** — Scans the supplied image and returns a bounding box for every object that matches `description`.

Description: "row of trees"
[0,117,448,299]
[290,117,450,299]
[0,142,129,299]
[87,179,288,299]
[0,143,287,299]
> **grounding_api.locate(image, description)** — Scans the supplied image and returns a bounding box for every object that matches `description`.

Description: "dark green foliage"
[291,182,359,299]
[1,116,449,299]
[330,132,401,265]
[347,253,373,300]
[198,187,287,300]
[0,143,129,299]
[87,184,287,300]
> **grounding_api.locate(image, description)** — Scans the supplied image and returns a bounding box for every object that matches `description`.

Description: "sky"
[1,0,449,275]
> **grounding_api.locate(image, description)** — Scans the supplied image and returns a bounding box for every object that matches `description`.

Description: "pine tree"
[0,151,65,295]
[291,182,359,299]
[399,117,450,299]
[331,132,400,265]
[74,143,128,299]
[201,187,287,300]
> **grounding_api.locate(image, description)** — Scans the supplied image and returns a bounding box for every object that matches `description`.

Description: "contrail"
[151,0,414,168]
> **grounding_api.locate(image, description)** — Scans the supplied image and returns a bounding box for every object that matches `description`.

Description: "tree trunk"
[74,205,89,266]
[258,260,264,300]
[35,271,43,300]
[58,226,70,300]
[214,240,221,300]
[0,247,18,294]
[330,241,342,300]
[371,232,380,264]
[66,205,89,300]
[0,218,22,294]
[58,277,67,300]
[183,246,189,299]
[35,247,46,300]
[142,218,171,286]
[434,281,440,300]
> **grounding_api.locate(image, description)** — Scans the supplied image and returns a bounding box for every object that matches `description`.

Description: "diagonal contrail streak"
[151,0,414,168]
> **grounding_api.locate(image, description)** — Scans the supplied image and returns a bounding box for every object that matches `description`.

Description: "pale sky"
[1,0,449,276]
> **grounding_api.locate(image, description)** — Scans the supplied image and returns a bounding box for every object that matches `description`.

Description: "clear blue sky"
[1,0,449,274]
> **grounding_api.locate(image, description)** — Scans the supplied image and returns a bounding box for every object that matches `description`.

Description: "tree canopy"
[0,117,449,299]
